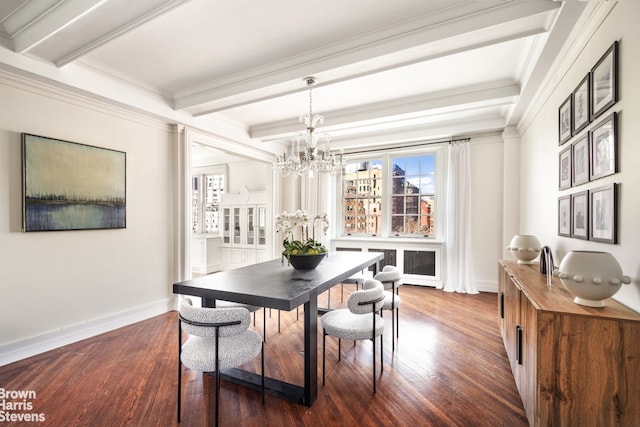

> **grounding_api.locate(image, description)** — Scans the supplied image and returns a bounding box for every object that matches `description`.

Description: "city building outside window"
[341,152,437,238]
[192,172,225,233]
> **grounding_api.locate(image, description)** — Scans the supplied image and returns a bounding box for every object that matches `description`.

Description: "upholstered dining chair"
[320,279,385,393]
[372,265,402,351]
[339,269,369,301]
[213,300,269,341]
[178,298,264,426]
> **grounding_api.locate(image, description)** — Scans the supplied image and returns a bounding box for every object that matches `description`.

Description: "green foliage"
[282,238,328,256]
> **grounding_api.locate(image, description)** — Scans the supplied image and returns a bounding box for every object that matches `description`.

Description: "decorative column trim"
[502,126,521,260]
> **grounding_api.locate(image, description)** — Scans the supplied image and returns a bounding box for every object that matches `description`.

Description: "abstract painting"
[22,134,126,231]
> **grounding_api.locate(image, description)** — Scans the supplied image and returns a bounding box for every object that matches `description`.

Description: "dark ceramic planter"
[286,253,327,270]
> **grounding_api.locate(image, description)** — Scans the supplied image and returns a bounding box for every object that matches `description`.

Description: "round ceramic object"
[506,235,541,264]
[554,251,631,307]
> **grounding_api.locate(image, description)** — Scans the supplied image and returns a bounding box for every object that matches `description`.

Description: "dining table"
[173,250,383,406]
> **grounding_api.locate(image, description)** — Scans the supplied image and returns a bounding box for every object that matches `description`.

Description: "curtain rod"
[342,137,470,156]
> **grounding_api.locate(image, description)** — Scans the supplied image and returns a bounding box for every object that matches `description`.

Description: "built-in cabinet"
[498,260,640,426]
[221,191,270,269]
[191,235,222,274]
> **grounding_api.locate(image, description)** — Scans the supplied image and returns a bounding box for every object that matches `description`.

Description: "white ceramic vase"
[554,251,631,307]
[507,234,541,264]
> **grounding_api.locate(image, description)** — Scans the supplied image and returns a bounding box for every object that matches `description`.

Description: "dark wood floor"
[0,285,528,427]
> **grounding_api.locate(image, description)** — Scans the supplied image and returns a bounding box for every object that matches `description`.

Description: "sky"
[24,134,125,201]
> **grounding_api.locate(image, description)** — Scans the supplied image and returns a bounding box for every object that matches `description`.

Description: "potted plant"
[276,210,329,269]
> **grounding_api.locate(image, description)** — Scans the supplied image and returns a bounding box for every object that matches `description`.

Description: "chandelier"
[275,77,344,176]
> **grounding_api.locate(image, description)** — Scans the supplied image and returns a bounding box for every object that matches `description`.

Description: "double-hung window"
[343,160,382,235]
[341,150,439,238]
[192,167,226,234]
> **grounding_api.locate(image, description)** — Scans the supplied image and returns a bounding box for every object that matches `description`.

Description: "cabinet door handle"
[516,325,523,365]
[500,292,505,319]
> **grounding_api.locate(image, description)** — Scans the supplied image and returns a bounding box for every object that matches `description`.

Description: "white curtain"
[444,140,477,293]
[301,172,331,215]
[301,172,333,242]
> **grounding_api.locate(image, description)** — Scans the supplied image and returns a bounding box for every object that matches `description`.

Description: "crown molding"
[516,1,618,135]
[0,68,172,131]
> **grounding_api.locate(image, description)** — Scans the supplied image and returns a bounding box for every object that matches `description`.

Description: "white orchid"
[275,210,329,261]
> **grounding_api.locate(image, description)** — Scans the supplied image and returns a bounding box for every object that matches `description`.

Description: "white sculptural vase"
[554,251,631,307]
[507,234,541,264]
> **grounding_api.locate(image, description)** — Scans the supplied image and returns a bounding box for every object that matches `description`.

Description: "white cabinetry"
[220,192,270,269]
[191,235,222,274]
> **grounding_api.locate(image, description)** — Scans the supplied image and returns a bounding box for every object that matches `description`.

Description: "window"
[341,152,438,237]
[391,155,435,236]
[343,160,382,235]
[192,171,225,234]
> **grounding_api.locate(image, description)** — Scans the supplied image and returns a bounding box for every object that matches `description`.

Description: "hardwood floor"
[0,286,528,426]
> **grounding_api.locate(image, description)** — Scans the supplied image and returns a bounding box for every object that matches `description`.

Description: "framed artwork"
[22,133,126,232]
[572,74,590,134]
[559,145,572,190]
[558,195,571,237]
[571,191,588,240]
[558,94,572,145]
[590,183,618,243]
[589,112,617,181]
[590,41,618,121]
[571,134,589,186]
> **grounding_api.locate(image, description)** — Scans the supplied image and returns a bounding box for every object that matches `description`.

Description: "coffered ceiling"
[0,0,588,151]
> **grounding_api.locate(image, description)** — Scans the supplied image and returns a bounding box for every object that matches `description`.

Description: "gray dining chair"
[213,300,270,341]
[340,270,368,301]
[178,298,264,426]
[320,279,385,393]
[372,265,402,351]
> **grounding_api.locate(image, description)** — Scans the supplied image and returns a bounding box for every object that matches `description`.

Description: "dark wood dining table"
[173,250,383,407]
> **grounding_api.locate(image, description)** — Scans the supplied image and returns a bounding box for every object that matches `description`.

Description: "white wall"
[0,72,176,363]
[519,0,640,312]
[469,134,505,292]
[227,160,272,194]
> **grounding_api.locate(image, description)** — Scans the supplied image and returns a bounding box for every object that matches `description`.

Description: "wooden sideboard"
[498,260,640,426]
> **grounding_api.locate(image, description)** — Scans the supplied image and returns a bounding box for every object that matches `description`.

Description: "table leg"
[304,290,318,406]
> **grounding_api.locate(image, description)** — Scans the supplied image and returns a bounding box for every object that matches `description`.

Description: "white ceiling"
[0,0,588,153]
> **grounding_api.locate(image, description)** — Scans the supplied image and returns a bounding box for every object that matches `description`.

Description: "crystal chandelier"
[275,77,344,177]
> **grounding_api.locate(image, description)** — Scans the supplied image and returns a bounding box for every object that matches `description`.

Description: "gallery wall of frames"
[557,40,619,244]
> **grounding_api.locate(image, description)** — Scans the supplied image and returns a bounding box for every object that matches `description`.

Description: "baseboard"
[476,280,498,293]
[0,297,177,367]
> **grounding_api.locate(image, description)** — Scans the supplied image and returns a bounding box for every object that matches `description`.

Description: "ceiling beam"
[11,0,106,53]
[53,0,192,67]
[173,0,560,113]
[251,80,520,141]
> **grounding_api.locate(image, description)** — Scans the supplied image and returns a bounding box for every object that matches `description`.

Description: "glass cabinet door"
[246,207,255,245]
[223,207,230,243]
[258,206,266,246]
[233,207,241,244]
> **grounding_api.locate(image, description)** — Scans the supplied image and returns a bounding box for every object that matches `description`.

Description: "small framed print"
[571,191,588,240]
[590,41,618,121]
[589,112,617,181]
[571,134,589,186]
[572,74,590,134]
[559,94,572,145]
[558,195,571,237]
[559,145,572,190]
[590,183,617,243]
